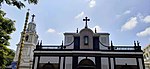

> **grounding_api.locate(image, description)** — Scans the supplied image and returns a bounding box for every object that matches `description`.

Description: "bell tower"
[13,14,38,69]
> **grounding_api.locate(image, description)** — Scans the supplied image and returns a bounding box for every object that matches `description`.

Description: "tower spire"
[83,17,90,28]
[16,9,30,69]
[31,14,35,22]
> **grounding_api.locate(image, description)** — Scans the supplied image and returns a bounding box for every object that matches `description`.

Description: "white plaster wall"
[110,58,114,69]
[64,35,74,49]
[60,57,64,69]
[116,58,136,65]
[65,57,72,69]
[34,57,38,69]
[78,57,86,63]
[101,57,109,69]
[80,29,93,49]
[138,58,143,69]
[40,57,59,63]
[88,57,95,64]
[99,35,109,50]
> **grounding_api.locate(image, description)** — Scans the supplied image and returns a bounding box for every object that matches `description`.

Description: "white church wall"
[78,57,86,63]
[138,58,144,69]
[40,57,59,63]
[110,58,114,69]
[13,45,20,61]
[101,57,109,69]
[115,58,137,65]
[88,57,95,64]
[65,57,72,69]
[34,57,38,69]
[64,34,74,49]
[99,35,109,50]
[60,57,64,69]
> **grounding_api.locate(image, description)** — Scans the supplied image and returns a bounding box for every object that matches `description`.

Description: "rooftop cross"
[83,17,90,28]
[31,14,35,22]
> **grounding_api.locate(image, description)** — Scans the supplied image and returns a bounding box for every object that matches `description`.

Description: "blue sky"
[2,0,150,50]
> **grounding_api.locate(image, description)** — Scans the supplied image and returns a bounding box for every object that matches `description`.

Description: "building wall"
[101,57,109,69]
[99,34,109,50]
[143,45,150,69]
[64,34,74,49]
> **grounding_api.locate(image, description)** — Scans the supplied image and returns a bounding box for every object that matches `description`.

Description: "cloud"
[137,13,144,20]
[89,0,96,8]
[123,10,131,14]
[75,11,85,19]
[116,10,131,18]
[143,15,150,23]
[137,27,150,37]
[47,28,56,33]
[121,17,138,31]
[91,26,102,32]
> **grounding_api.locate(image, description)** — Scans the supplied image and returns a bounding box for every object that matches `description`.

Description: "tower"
[13,14,38,69]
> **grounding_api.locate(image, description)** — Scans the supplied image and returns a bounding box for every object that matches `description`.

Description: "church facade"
[32,17,145,69]
[14,15,145,69]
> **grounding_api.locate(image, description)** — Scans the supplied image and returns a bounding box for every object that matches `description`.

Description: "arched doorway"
[77,59,96,69]
[42,62,55,69]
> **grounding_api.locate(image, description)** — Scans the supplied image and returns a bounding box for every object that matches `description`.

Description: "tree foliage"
[0,10,16,69]
[0,0,39,68]
[0,0,38,9]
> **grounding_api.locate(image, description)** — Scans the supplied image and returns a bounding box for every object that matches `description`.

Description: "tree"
[0,9,16,69]
[0,0,38,9]
[6,49,15,66]
[0,0,39,68]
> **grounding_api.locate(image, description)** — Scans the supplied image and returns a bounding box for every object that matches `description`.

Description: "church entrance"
[77,59,96,69]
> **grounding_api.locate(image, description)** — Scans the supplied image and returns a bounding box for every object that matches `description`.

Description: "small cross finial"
[77,28,78,33]
[95,28,97,33]
[31,14,35,22]
[83,17,90,28]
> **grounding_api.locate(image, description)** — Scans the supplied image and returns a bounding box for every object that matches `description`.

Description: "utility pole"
[16,9,30,69]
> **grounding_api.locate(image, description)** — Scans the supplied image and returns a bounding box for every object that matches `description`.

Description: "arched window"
[25,35,29,41]
[84,36,89,45]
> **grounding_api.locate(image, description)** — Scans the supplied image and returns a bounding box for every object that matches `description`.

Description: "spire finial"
[111,40,113,46]
[77,28,78,33]
[83,17,90,28]
[134,41,136,46]
[31,14,35,22]
[95,28,97,33]
[137,41,140,46]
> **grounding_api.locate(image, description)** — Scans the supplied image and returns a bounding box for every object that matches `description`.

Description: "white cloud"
[91,26,102,32]
[137,13,144,20]
[74,11,85,19]
[47,28,56,33]
[116,10,131,18]
[137,27,150,37]
[123,10,131,14]
[143,15,150,23]
[121,17,138,31]
[89,0,96,8]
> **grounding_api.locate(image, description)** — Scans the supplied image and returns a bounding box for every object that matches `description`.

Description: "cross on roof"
[31,14,35,22]
[83,17,90,28]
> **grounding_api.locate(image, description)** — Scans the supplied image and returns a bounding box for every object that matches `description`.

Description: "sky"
[1,0,150,50]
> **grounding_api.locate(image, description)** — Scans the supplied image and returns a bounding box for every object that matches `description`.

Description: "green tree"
[5,49,15,66]
[0,0,39,68]
[0,10,16,69]
[0,0,38,9]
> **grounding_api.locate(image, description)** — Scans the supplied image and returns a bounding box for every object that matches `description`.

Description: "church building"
[14,14,145,69]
